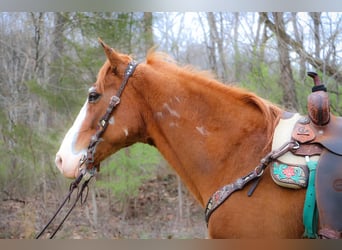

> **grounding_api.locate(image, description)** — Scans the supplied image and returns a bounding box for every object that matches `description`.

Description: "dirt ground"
[0,173,208,239]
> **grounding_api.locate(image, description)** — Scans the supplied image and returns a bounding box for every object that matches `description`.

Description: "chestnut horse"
[55,40,306,238]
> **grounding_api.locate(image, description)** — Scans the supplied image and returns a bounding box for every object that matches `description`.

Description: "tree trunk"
[309,12,322,59]
[261,12,342,82]
[51,12,67,85]
[206,12,218,75]
[291,12,306,81]
[233,12,241,81]
[30,12,44,80]
[143,12,154,52]
[176,175,183,222]
[272,12,298,111]
[206,12,228,81]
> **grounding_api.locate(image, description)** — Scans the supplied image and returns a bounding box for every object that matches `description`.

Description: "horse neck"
[134,63,280,206]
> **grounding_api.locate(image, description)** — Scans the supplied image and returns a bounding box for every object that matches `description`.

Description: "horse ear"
[98,38,123,68]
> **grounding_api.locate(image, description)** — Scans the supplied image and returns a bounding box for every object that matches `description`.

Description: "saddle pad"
[272,113,319,165]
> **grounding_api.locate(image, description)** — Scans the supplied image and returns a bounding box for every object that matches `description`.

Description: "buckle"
[110,95,120,106]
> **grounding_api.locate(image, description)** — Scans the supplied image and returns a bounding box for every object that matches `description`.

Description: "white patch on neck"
[163,103,180,118]
[123,128,129,137]
[169,122,179,128]
[196,126,209,136]
[155,112,163,119]
[109,116,115,125]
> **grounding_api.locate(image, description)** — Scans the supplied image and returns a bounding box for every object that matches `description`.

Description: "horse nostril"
[55,155,63,170]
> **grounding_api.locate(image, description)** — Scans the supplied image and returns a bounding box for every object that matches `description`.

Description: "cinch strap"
[303,156,318,238]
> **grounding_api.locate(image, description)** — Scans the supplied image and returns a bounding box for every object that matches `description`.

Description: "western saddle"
[272,72,342,239]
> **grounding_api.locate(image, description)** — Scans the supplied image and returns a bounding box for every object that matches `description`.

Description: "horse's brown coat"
[60,41,306,238]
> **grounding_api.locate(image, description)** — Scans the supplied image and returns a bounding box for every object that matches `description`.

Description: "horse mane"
[146,51,282,148]
[146,50,216,79]
[239,89,282,148]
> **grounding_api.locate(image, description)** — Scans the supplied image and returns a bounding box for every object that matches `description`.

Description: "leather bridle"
[36,60,138,239]
[81,60,139,174]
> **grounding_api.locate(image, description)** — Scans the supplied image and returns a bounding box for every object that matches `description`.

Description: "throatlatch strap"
[303,157,318,238]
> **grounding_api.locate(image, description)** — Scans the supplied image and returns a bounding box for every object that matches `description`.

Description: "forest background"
[1,12,342,239]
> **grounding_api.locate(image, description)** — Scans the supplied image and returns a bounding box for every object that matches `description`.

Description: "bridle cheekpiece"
[80,60,139,178]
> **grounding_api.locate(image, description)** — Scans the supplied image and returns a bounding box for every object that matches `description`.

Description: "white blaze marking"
[65,100,88,155]
[56,99,88,178]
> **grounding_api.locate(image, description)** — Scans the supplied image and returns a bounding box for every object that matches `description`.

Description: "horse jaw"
[55,100,88,179]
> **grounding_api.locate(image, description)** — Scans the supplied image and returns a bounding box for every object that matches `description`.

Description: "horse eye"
[88,92,101,103]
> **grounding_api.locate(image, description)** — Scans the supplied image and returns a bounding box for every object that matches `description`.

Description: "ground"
[0,173,207,239]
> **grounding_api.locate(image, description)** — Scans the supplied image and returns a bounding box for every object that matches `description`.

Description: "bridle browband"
[36,60,139,239]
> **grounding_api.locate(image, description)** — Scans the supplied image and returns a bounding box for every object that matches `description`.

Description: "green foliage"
[26,80,68,111]
[240,58,282,105]
[293,74,311,114]
[68,12,145,54]
[0,110,11,192]
[0,119,58,198]
[96,143,161,201]
[326,78,342,116]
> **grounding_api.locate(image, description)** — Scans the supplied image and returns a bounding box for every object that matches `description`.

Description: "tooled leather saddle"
[272,72,342,239]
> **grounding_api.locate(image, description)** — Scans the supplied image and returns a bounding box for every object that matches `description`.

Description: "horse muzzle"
[55,152,82,179]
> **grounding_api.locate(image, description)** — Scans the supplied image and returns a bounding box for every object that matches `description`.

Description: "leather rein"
[36,61,138,239]
[204,140,300,225]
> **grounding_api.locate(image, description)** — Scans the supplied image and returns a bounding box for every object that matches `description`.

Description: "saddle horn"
[307,72,330,126]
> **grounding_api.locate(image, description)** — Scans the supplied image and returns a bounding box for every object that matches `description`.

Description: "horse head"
[55,40,146,178]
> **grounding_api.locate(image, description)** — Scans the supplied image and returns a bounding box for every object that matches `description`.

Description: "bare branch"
[260,12,342,82]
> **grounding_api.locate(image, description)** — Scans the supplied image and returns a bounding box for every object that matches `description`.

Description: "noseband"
[36,60,138,239]
[80,60,139,176]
